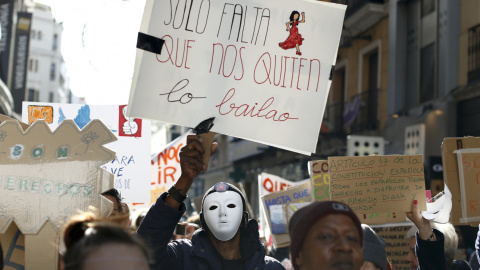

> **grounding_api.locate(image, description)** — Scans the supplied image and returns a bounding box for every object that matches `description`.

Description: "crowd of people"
[1,134,479,270]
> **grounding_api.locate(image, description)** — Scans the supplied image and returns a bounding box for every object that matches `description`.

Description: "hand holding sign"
[166,133,218,209]
[406,200,436,241]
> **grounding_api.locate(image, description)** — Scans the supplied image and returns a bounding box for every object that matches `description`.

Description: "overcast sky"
[35,0,145,105]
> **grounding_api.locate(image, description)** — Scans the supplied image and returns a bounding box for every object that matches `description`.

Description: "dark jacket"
[137,193,285,270]
[415,229,471,270]
[415,229,447,270]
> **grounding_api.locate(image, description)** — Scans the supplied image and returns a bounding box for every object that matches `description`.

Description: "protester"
[134,212,147,232]
[361,224,388,270]
[405,199,472,270]
[137,134,284,270]
[102,188,123,216]
[121,202,132,230]
[470,224,480,270]
[186,214,202,228]
[62,212,152,270]
[288,200,363,270]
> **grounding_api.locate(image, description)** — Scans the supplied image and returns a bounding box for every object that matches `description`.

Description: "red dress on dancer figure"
[279,21,304,50]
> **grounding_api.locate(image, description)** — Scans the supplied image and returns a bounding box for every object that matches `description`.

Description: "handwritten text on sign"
[128,0,346,154]
[328,155,427,214]
[309,160,330,201]
[453,148,480,222]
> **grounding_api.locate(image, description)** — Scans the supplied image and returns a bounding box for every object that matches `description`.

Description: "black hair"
[101,188,123,214]
[63,214,152,270]
[289,11,300,26]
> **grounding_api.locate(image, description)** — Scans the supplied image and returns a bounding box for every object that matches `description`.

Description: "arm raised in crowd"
[406,200,447,270]
[137,134,217,270]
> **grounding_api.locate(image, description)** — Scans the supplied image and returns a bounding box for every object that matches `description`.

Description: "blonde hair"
[405,222,458,265]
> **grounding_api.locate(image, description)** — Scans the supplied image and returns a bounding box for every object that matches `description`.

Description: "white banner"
[128,0,346,154]
[22,102,151,203]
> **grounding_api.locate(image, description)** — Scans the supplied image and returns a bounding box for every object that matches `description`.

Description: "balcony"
[323,88,380,135]
[468,24,480,85]
[332,0,385,37]
[350,88,380,133]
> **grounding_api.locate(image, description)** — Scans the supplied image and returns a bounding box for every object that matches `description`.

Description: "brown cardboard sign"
[452,148,480,223]
[0,114,29,131]
[309,160,330,202]
[309,160,405,225]
[328,155,427,214]
[357,212,406,225]
[442,137,480,225]
[373,226,411,270]
[261,182,312,247]
[0,119,116,269]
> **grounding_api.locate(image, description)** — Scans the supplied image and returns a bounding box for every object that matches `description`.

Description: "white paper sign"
[22,102,151,203]
[128,0,346,154]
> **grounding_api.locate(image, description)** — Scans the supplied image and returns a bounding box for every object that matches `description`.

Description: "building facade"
[26,3,71,107]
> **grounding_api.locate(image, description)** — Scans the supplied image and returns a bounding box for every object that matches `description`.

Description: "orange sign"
[28,106,53,124]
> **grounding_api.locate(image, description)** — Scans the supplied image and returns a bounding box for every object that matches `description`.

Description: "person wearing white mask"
[137,134,284,270]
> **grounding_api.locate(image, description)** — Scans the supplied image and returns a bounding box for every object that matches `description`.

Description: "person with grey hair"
[361,224,388,270]
[405,200,471,270]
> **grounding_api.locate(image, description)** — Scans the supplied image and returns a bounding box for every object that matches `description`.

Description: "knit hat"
[288,201,363,270]
[362,224,388,270]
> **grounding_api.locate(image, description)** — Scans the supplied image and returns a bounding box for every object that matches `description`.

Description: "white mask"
[203,190,243,241]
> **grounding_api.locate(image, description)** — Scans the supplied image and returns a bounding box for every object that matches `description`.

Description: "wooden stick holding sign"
[194,117,216,171]
[328,155,427,214]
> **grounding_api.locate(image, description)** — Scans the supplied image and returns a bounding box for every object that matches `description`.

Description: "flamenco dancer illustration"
[279,11,305,55]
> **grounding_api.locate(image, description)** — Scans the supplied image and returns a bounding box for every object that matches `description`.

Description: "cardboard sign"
[328,155,427,214]
[261,182,312,247]
[373,226,411,270]
[442,137,480,225]
[0,118,115,269]
[258,173,296,240]
[309,160,405,225]
[22,102,151,203]
[358,212,406,225]
[309,160,330,201]
[127,0,346,155]
[453,148,480,223]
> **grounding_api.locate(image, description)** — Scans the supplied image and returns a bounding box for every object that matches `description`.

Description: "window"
[31,30,36,39]
[468,24,480,84]
[34,59,38,72]
[28,89,39,101]
[420,43,435,103]
[50,63,56,81]
[49,92,54,102]
[421,0,435,17]
[52,34,58,51]
[38,31,42,40]
[29,59,33,71]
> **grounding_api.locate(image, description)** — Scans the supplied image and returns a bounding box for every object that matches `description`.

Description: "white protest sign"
[257,173,306,244]
[22,102,151,203]
[128,0,346,155]
[149,131,190,204]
